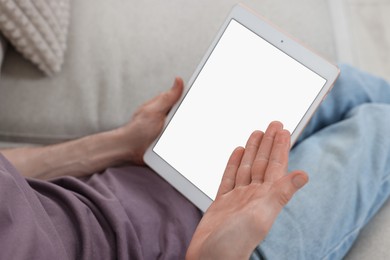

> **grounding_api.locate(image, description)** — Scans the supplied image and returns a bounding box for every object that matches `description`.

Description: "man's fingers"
[235,131,263,187]
[254,171,308,216]
[270,171,308,207]
[216,147,245,198]
[251,122,283,183]
[263,129,291,183]
[149,77,184,114]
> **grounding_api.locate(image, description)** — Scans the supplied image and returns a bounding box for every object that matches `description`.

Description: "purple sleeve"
[0,154,69,260]
[0,153,202,259]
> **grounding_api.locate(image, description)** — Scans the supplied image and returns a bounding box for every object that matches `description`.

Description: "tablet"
[144,4,340,212]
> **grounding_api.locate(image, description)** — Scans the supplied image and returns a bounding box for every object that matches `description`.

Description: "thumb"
[170,77,184,102]
[271,171,308,208]
[151,77,184,114]
[164,77,184,113]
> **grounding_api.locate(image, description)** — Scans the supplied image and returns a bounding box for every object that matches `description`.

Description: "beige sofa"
[1,0,389,258]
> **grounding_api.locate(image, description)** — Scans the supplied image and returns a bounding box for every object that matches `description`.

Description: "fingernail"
[292,175,307,189]
[173,77,182,88]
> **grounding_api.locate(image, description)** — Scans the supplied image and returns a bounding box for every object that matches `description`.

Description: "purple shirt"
[0,154,202,259]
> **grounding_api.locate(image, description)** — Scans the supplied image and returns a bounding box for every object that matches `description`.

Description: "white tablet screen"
[153,19,326,200]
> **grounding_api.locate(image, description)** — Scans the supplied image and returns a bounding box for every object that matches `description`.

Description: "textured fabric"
[0,153,69,259]
[257,64,390,259]
[0,0,70,75]
[0,153,201,259]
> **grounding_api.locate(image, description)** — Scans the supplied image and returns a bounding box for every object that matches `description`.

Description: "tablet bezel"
[144,4,340,212]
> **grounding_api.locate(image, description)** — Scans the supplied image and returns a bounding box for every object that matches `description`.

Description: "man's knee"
[332,64,369,96]
[347,103,390,133]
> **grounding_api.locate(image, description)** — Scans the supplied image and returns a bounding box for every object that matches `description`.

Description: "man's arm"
[1,129,129,179]
[1,78,184,179]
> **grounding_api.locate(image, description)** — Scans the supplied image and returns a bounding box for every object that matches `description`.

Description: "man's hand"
[186,122,308,260]
[119,78,184,165]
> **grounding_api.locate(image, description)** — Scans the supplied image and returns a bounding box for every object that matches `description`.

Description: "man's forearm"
[0,79,184,180]
[1,129,131,179]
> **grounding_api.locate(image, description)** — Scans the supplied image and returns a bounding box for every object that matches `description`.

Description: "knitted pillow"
[0,0,70,76]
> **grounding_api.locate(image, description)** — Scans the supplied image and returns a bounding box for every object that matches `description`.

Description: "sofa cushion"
[0,0,336,144]
[0,141,37,149]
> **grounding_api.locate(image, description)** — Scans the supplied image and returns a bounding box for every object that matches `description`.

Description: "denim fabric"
[255,64,390,259]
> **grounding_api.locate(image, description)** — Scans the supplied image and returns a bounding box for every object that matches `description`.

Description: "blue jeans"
[252,64,390,259]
